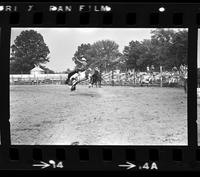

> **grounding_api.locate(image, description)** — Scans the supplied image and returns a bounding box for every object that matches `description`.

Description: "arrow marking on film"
[118,161,136,170]
[33,161,50,169]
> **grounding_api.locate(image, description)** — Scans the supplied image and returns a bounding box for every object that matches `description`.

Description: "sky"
[11,28,187,72]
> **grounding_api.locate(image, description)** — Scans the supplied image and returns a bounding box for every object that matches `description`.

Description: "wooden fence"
[10,74,68,85]
[100,70,186,87]
[10,70,186,88]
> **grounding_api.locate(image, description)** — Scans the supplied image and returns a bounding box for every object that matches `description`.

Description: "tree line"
[73,29,188,73]
[10,30,53,74]
[10,29,188,74]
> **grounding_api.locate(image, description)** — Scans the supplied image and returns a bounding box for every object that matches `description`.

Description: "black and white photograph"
[10,28,188,145]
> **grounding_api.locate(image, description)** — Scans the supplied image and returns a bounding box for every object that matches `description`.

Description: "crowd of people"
[65,55,187,90]
[101,64,188,87]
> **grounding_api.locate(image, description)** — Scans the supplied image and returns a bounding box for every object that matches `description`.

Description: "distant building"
[30,65,44,75]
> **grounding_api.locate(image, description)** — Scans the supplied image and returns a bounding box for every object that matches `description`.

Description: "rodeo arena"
[10,64,188,145]
[10,65,188,88]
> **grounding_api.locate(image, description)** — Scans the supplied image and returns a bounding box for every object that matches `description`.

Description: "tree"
[73,40,121,73]
[135,39,156,71]
[122,29,188,71]
[10,30,50,74]
[150,29,176,70]
[40,66,55,74]
[123,40,144,71]
[169,30,188,67]
[89,40,121,73]
[73,43,91,68]
[150,29,188,70]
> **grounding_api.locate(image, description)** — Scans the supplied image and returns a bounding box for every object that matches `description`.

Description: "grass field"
[10,85,187,145]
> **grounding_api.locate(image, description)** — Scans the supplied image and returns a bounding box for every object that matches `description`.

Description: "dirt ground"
[10,85,187,145]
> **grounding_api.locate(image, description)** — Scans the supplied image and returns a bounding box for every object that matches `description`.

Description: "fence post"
[160,66,163,87]
[133,68,135,85]
[125,70,128,86]
[111,70,114,86]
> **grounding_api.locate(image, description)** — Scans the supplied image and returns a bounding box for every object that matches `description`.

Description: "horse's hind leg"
[71,85,76,91]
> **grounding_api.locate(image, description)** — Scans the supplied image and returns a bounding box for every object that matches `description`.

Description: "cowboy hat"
[81,57,86,61]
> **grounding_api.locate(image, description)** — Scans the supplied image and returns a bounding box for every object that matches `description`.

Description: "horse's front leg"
[91,82,94,87]
[99,80,102,88]
[88,79,92,88]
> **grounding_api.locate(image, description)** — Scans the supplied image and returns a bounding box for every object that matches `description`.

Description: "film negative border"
[0,2,199,171]
[0,3,199,27]
[0,146,199,170]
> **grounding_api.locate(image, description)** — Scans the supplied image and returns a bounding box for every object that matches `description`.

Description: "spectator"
[150,65,155,74]
[147,65,150,73]
[180,64,184,72]
[172,66,178,72]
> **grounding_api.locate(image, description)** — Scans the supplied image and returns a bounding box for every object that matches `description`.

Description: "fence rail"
[10,70,186,88]
[99,70,186,87]
[10,74,68,85]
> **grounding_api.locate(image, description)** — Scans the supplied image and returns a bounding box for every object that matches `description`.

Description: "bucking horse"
[68,68,91,91]
[67,68,101,91]
[89,69,102,88]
